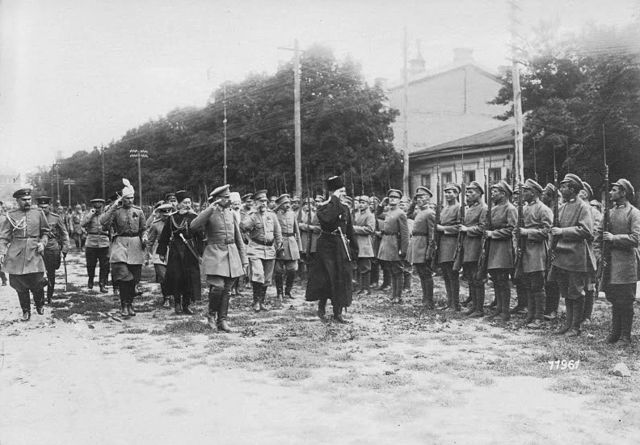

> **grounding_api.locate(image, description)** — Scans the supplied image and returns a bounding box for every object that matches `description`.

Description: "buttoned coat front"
[437,202,461,263]
[407,206,435,264]
[487,201,517,270]
[551,198,596,273]
[377,207,409,262]
[240,210,282,260]
[353,209,376,258]
[595,202,640,285]
[191,205,247,278]
[99,205,146,265]
[276,209,301,261]
[0,208,50,274]
[521,200,553,273]
[462,202,487,263]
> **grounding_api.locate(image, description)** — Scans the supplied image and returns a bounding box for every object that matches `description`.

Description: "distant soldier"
[145,203,174,306]
[597,179,640,345]
[298,196,320,281]
[0,189,50,321]
[157,190,203,315]
[71,204,86,250]
[241,190,283,312]
[548,174,596,336]
[436,183,462,311]
[407,186,435,308]
[191,185,247,332]
[165,192,178,209]
[510,184,528,315]
[485,180,517,321]
[274,194,302,305]
[82,198,111,292]
[305,176,358,322]
[368,196,382,288]
[578,181,600,324]
[459,181,487,316]
[377,189,409,304]
[36,196,70,303]
[514,179,553,325]
[99,180,147,317]
[353,195,376,295]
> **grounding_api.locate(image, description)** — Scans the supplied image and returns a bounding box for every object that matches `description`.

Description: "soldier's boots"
[33,290,45,315]
[606,304,621,344]
[470,286,485,317]
[207,288,220,326]
[120,302,129,317]
[556,299,574,335]
[464,288,477,316]
[360,273,371,296]
[260,285,270,311]
[452,280,461,312]
[251,282,261,312]
[317,299,327,320]
[582,290,595,323]
[421,279,435,310]
[525,291,535,324]
[182,304,193,315]
[217,294,232,333]
[174,295,183,315]
[127,304,136,316]
[275,274,284,307]
[88,278,94,290]
[333,305,348,324]
[566,297,584,337]
[378,269,391,291]
[285,270,295,299]
[21,310,31,322]
[99,282,108,293]
[618,302,634,346]
[47,285,54,305]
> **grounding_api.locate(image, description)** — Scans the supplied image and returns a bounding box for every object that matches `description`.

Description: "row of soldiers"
[1,172,638,344]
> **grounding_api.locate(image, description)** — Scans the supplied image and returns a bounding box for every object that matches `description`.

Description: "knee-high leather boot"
[285,270,296,299]
[606,303,622,344]
[217,290,232,333]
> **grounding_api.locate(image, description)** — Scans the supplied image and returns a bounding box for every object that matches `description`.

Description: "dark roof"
[410,124,514,160]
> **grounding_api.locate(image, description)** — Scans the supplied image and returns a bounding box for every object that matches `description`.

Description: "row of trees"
[31,45,402,205]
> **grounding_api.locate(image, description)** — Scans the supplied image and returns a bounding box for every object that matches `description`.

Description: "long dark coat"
[157,212,204,301]
[305,195,358,308]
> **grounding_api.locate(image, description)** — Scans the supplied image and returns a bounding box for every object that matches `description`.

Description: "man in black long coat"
[305,176,358,323]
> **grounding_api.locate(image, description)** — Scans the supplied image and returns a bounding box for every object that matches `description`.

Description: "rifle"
[63,253,68,292]
[453,149,466,272]
[304,168,313,256]
[595,125,610,292]
[512,180,525,281]
[546,144,560,275]
[429,162,441,270]
[475,157,492,280]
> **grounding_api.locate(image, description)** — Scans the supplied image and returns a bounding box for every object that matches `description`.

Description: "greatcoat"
[437,202,460,263]
[595,202,640,285]
[550,198,596,273]
[0,208,50,274]
[407,206,435,264]
[462,201,487,263]
[377,207,409,262]
[352,209,376,258]
[276,209,301,261]
[487,201,517,270]
[521,200,553,273]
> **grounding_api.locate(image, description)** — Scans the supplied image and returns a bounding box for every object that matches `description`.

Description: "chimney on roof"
[408,39,426,76]
[453,48,474,64]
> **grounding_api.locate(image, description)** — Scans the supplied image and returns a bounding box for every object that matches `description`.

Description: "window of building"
[420,174,431,187]
[463,170,475,184]
[489,168,501,184]
[441,172,452,184]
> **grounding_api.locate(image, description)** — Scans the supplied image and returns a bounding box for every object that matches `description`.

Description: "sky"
[1,0,638,174]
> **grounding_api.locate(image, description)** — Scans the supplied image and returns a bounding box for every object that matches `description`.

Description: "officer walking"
[274,194,302,306]
[36,196,70,303]
[0,189,50,321]
[82,198,111,292]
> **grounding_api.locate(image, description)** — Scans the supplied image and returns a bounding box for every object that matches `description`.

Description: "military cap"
[590,199,603,211]
[175,190,191,203]
[90,198,106,204]
[209,184,230,199]
[387,189,403,199]
[314,194,324,201]
[400,196,410,204]
[544,183,557,194]
[13,188,32,199]
[467,181,484,194]
[155,203,174,213]
[612,178,635,199]
[443,183,461,194]
[241,193,253,202]
[254,189,268,200]
[415,186,433,197]
[523,179,544,194]
[491,180,513,196]
[342,196,353,205]
[358,195,370,202]
[581,182,594,200]
[165,191,177,201]
[326,175,344,192]
[291,195,300,202]
[560,173,584,190]
[370,196,380,204]
[36,196,52,204]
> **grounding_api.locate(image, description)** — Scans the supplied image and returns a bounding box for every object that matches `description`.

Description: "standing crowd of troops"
[1,172,638,345]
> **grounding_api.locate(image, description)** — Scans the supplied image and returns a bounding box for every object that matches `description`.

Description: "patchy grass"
[51,292,115,322]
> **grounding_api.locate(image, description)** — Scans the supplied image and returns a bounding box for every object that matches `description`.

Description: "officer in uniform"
[407,186,435,308]
[305,176,358,322]
[548,174,596,336]
[515,179,553,326]
[353,195,376,295]
[436,183,462,311]
[36,196,70,303]
[241,190,283,311]
[157,190,203,315]
[298,196,321,279]
[578,181,600,324]
[0,188,50,321]
[542,183,561,320]
[486,180,517,321]
[145,203,174,306]
[458,181,487,316]
[82,198,111,292]
[274,194,302,305]
[376,189,409,304]
[597,179,640,345]
[99,180,147,317]
[191,185,247,332]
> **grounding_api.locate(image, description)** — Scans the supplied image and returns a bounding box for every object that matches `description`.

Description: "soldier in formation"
[36,196,70,303]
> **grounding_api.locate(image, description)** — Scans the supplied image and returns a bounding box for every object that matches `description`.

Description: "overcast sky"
[1,0,637,174]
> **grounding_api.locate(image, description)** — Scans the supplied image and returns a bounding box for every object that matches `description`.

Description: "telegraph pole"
[278,40,302,197]
[402,27,410,196]
[54,163,61,203]
[223,84,228,184]
[129,149,148,206]
[101,145,106,200]
[509,0,524,184]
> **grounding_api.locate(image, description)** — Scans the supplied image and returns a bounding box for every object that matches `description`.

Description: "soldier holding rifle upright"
[377,189,409,305]
[305,176,358,322]
[407,186,435,309]
[548,174,596,337]
[596,179,640,346]
[436,183,462,311]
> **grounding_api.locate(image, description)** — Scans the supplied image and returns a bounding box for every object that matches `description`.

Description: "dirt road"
[1,251,639,444]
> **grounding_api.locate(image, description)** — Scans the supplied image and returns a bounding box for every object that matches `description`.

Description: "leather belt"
[210,240,236,245]
[282,232,295,237]
[382,231,398,236]
[13,236,39,239]
[252,238,274,246]
[321,230,340,236]
[412,232,428,236]
[88,232,109,236]
[115,234,139,238]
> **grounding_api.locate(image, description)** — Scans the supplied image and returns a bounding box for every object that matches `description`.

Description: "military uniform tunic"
[353,209,376,258]
[377,207,409,261]
[0,208,50,275]
[521,200,553,273]
[82,210,110,248]
[437,203,461,263]
[99,205,147,267]
[298,209,320,254]
[550,198,596,273]
[596,202,640,285]
[487,201,517,270]
[276,209,301,261]
[462,202,487,263]
[407,206,435,264]
[241,211,283,260]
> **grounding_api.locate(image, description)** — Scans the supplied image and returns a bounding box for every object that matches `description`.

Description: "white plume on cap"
[122,178,135,198]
